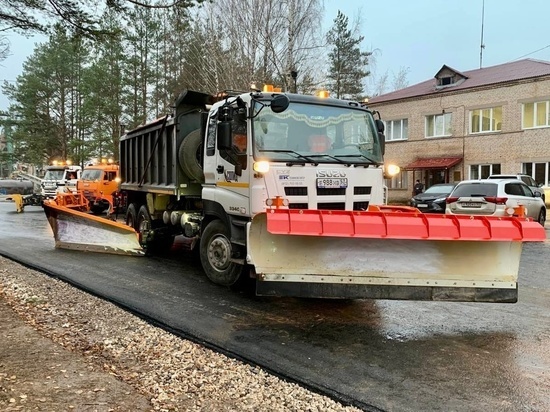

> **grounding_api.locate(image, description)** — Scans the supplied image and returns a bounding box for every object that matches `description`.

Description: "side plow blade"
[43,199,144,256]
[248,208,546,302]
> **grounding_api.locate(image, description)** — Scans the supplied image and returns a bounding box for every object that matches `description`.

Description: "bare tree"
[391,66,410,91]
[0,35,8,62]
[193,0,324,93]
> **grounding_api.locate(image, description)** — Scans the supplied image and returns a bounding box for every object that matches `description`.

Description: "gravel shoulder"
[0,255,362,412]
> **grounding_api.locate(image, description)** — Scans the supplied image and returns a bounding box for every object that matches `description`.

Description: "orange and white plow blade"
[248,208,546,301]
[43,200,144,256]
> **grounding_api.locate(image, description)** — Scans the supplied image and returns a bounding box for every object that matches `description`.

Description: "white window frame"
[469,163,501,179]
[469,107,502,134]
[522,100,550,129]
[385,119,408,141]
[523,162,550,186]
[425,113,452,138]
[385,171,408,189]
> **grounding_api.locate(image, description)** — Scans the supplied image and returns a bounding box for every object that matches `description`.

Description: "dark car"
[410,183,456,213]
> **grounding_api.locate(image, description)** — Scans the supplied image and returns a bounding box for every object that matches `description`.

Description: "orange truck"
[76,160,120,215]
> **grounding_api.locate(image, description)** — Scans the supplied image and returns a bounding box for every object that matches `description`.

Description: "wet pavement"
[0,200,549,411]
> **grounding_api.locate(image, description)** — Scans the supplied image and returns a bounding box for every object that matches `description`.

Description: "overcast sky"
[2,0,550,111]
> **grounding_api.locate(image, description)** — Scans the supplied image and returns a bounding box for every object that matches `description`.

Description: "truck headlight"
[253,161,270,174]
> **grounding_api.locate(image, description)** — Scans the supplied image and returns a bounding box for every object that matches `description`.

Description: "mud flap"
[247,209,546,302]
[43,200,144,256]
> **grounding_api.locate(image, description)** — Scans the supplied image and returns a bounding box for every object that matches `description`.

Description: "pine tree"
[326,11,371,100]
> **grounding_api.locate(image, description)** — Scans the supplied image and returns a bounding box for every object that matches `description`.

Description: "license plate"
[317,178,348,189]
[417,203,428,208]
[461,202,482,208]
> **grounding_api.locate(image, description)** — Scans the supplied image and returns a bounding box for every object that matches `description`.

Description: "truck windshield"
[252,102,383,165]
[43,170,65,180]
[81,169,102,181]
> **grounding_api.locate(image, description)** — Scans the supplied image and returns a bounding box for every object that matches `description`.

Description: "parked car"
[487,174,545,202]
[410,183,456,213]
[445,179,546,226]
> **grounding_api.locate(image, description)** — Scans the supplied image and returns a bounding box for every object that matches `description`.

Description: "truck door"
[203,106,251,215]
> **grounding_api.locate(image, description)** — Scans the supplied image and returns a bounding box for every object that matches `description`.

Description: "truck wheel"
[200,219,243,286]
[179,129,204,183]
[137,205,174,254]
[126,203,138,230]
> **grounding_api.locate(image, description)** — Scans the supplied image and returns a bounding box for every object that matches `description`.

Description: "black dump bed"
[119,90,214,195]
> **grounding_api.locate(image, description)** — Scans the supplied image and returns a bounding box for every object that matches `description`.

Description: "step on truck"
[43,88,546,302]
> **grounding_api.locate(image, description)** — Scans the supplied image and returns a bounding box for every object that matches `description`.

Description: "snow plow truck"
[43,87,546,302]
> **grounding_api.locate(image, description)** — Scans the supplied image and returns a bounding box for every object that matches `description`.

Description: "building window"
[439,76,453,86]
[469,164,501,179]
[425,113,452,137]
[522,101,550,128]
[523,162,550,186]
[470,107,502,133]
[385,171,408,189]
[385,119,408,141]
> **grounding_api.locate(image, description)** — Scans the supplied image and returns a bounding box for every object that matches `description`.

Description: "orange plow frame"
[264,206,545,241]
[43,196,144,256]
[248,207,546,302]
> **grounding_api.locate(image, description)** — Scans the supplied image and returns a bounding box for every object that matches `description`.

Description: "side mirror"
[217,121,232,150]
[270,94,290,113]
[375,119,385,133]
[375,119,385,155]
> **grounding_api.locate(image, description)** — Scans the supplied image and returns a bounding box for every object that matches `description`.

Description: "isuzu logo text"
[317,170,347,178]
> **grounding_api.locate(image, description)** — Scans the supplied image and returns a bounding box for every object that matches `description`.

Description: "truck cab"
[41,163,82,198]
[76,160,120,214]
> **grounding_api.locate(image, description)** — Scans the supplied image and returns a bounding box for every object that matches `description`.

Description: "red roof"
[370,59,550,104]
[403,157,462,170]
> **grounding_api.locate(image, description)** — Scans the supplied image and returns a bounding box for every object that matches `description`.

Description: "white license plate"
[317,178,348,189]
[461,202,482,208]
[417,203,428,208]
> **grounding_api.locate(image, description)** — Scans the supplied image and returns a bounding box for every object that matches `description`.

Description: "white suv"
[446,179,546,226]
[487,174,545,202]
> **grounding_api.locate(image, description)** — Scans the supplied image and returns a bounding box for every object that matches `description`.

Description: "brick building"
[369,59,550,203]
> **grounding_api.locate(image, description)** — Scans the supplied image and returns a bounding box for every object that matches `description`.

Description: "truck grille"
[354,186,372,195]
[285,187,307,196]
[285,185,372,211]
[317,188,346,196]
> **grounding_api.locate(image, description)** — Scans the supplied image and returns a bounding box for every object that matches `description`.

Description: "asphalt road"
[1,200,549,411]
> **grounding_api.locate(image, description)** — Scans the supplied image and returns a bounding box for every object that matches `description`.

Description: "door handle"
[216,165,224,174]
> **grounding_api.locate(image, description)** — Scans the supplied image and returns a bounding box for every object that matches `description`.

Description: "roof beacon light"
[263,84,274,92]
[317,90,330,98]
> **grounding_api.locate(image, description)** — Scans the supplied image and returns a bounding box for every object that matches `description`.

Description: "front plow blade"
[43,200,144,256]
[248,209,546,302]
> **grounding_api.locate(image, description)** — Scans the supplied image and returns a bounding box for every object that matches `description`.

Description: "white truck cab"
[41,163,82,198]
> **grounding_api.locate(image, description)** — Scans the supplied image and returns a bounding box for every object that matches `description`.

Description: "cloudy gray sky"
[2,0,550,111]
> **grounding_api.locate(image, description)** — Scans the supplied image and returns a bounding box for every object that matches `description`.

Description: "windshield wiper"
[306,154,352,166]
[334,153,382,165]
[258,149,317,164]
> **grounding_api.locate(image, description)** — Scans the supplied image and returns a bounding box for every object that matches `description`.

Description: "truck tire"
[125,203,138,230]
[137,205,174,254]
[179,129,204,183]
[200,219,244,286]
